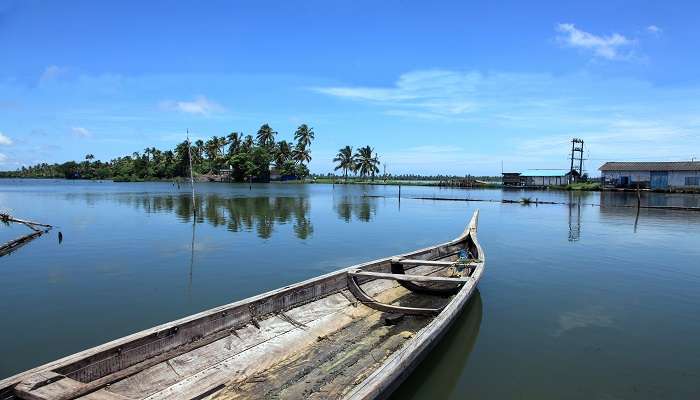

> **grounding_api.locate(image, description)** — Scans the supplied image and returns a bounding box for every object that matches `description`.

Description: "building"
[518,169,579,187]
[599,161,700,190]
[501,170,580,187]
[502,172,522,187]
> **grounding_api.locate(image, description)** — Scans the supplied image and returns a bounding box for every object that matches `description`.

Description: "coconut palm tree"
[354,146,380,181]
[204,138,219,165]
[242,135,255,151]
[293,124,314,149]
[216,136,228,157]
[274,140,292,168]
[256,124,277,148]
[292,144,311,165]
[227,132,241,155]
[333,146,354,182]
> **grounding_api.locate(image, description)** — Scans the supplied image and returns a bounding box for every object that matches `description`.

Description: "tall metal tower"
[569,138,584,182]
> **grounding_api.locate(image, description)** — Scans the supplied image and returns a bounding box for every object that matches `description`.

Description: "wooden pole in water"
[187,129,196,216]
[636,183,641,209]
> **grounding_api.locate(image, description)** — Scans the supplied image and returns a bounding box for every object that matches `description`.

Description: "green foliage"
[1,123,316,182]
[354,145,380,181]
[333,146,355,181]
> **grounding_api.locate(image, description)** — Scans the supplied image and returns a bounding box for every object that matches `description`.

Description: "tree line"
[332,145,381,181]
[0,124,315,182]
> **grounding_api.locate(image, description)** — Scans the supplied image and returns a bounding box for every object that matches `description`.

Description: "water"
[1,180,699,398]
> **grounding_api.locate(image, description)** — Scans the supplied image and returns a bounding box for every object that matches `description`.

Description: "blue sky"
[1,0,699,175]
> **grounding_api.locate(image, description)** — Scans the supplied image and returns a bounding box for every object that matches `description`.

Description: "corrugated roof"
[520,169,571,177]
[599,161,700,171]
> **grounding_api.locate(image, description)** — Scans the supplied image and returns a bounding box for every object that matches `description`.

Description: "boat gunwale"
[343,209,485,400]
[0,211,480,397]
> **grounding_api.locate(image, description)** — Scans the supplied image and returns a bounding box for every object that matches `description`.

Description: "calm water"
[1,180,700,399]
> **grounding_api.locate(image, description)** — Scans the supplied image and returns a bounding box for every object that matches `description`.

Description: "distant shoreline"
[4,176,700,194]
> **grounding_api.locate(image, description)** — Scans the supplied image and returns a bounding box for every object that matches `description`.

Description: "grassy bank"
[550,182,602,191]
[311,178,441,186]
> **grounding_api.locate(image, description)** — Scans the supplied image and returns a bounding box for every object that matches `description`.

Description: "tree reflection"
[116,194,313,240]
[333,194,378,223]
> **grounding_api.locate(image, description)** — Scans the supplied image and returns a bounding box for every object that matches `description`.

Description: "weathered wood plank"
[348,270,470,283]
[14,377,82,400]
[390,258,456,266]
[211,283,447,400]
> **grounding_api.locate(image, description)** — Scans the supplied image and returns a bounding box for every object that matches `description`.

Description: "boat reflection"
[390,290,483,400]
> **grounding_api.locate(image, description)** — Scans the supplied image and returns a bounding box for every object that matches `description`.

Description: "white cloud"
[0,153,7,162]
[71,126,91,138]
[647,25,662,35]
[0,132,12,145]
[314,70,486,118]
[556,23,635,60]
[159,95,225,115]
[315,68,700,174]
[517,118,700,172]
[40,65,67,83]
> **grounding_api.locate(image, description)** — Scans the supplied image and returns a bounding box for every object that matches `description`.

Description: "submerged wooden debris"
[0,213,53,257]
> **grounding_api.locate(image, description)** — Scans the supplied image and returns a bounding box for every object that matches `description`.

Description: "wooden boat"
[0,210,485,400]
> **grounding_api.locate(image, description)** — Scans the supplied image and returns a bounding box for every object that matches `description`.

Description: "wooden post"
[636,183,641,208]
[398,184,401,202]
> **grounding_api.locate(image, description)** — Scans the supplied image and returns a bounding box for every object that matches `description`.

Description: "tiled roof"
[599,161,700,171]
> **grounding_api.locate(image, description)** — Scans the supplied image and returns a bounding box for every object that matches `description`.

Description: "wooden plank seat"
[346,270,469,316]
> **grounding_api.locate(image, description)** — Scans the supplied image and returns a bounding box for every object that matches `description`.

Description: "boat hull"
[0,211,485,400]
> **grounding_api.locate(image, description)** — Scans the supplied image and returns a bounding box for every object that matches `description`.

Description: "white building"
[599,161,700,190]
[519,169,579,186]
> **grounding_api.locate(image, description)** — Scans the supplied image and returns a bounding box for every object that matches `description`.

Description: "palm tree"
[204,138,219,165]
[216,136,228,157]
[242,135,255,151]
[333,146,354,182]
[256,124,277,148]
[274,140,292,168]
[293,124,314,149]
[227,132,241,155]
[292,144,311,165]
[85,154,95,161]
[354,146,380,181]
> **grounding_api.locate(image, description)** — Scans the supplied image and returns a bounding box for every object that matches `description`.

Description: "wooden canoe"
[0,210,485,400]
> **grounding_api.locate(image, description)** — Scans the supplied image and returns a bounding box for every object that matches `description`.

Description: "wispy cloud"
[314,70,481,118]
[71,126,91,138]
[0,132,12,145]
[518,118,699,167]
[40,65,68,83]
[556,23,635,60]
[0,153,7,163]
[647,25,662,35]
[315,68,700,173]
[159,95,225,115]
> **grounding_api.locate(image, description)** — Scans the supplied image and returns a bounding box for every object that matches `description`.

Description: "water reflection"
[333,194,378,222]
[598,191,700,235]
[568,193,582,242]
[390,291,483,400]
[114,193,314,240]
[599,191,700,208]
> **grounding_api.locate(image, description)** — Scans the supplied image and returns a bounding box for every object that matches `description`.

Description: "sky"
[1,0,699,176]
